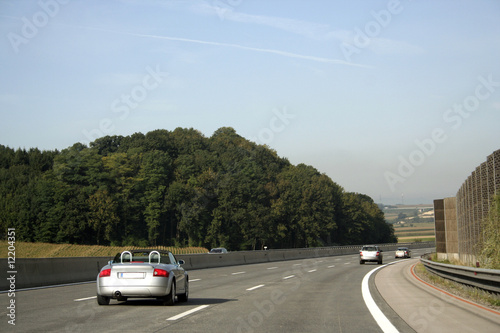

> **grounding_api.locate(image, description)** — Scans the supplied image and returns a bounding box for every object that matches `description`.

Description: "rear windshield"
[362,247,377,251]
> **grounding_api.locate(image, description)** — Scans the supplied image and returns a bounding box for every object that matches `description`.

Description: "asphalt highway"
[3,248,498,332]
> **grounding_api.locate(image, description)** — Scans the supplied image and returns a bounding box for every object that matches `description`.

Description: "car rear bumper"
[97,285,169,298]
[360,255,381,261]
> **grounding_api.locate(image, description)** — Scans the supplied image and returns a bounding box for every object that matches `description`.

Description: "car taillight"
[153,269,169,277]
[99,269,111,278]
[376,252,380,256]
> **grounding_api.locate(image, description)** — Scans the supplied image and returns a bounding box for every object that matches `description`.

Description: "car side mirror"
[178,259,185,265]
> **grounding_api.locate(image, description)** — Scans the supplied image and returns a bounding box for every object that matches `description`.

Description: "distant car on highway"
[395,247,411,259]
[96,249,188,306]
[209,247,228,254]
[359,245,383,265]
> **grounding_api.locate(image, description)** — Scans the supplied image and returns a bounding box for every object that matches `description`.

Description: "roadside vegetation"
[414,262,500,310]
[0,240,208,258]
[477,194,500,269]
[0,127,396,251]
[428,252,467,266]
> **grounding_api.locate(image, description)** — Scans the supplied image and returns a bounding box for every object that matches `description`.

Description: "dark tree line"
[0,127,396,250]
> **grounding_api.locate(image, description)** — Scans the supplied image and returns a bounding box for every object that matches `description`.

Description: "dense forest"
[0,127,396,250]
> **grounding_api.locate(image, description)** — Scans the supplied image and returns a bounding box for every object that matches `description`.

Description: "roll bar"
[120,251,132,263]
[149,250,161,264]
[118,250,162,264]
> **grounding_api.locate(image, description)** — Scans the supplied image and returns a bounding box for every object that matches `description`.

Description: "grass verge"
[0,241,209,258]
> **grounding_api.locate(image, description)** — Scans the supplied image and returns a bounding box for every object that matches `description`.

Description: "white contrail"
[2,12,367,66]
[54,23,368,68]
[126,31,367,67]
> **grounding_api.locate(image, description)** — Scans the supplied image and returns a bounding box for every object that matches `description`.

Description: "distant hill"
[0,127,396,249]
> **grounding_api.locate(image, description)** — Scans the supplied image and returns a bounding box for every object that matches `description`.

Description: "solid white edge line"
[167,305,209,321]
[246,284,265,291]
[361,262,399,333]
[74,296,97,302]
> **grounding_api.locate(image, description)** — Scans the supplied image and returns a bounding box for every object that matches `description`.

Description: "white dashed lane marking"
[74,296,96,302]
[167,305,210,321]
[246,284,265,291]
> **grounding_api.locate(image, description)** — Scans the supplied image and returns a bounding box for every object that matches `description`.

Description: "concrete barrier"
[0,242,434,291]
[0,257,111,291]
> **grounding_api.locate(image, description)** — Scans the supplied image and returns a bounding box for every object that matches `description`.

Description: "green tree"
[178,169,218,247]
[139,150,171,245]
[87,190,119,244]
[90,135,124,156]
[271,164,340,248]
[165,181,191,246]
[334,193,395,245]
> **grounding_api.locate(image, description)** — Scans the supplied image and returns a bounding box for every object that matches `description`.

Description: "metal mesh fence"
[454,149,500,264]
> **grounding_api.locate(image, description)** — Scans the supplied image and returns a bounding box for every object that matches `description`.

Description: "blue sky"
[1,0,499,205]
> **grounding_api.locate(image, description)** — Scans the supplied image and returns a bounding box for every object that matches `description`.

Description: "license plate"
[119,272,144,279]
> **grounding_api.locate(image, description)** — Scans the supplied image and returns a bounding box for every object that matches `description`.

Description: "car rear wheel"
[360,260,365,265]
[163,281,176,306]
[378,260,383,265]
[178,279,189,302]
[97,294,110,305]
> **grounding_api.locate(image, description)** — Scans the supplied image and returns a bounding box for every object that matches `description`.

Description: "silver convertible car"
[96,249,188,305]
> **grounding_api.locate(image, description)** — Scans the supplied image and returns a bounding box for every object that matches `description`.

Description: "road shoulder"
[374,259,500,332]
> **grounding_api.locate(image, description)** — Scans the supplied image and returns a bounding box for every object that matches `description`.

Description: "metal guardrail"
[420,255,500,294]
